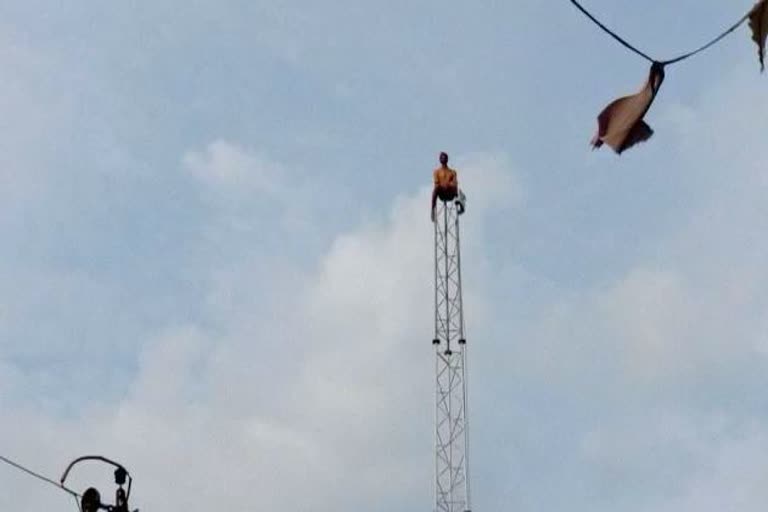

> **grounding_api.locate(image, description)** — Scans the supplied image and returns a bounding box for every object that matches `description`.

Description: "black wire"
[570,0,751,66]
[569,0,654,63]
[661,11,752,65]
[73,494,84,512]
[0,454,81,500]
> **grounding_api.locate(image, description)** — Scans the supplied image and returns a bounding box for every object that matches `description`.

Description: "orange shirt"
[433,167,458,188]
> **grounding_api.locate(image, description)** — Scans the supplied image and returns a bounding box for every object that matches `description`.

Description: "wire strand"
[72,494,84,512]
[569,0,751,67]
[0,454,81,500]
[569,0,655,63]
[661,11,751,65]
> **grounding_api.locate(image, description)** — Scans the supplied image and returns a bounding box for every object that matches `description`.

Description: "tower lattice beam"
[433,199,471,512]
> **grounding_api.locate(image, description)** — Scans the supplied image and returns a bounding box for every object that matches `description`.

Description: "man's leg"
[431,188,438,222]
[455,189,465,214]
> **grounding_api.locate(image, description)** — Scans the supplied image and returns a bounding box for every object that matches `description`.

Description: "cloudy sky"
[2,1,768,511]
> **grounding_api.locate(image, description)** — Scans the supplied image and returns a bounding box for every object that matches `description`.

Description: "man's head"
[439,152,449,166]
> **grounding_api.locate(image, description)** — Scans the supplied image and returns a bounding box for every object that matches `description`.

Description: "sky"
[1,1,768,511]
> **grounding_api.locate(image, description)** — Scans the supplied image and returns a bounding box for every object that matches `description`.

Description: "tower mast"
[432,197,471,512]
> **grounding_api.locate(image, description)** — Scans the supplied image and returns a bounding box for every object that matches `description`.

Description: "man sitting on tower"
[431,152,464,222]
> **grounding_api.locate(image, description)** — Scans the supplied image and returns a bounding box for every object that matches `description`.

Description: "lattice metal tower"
[432,196,471,512]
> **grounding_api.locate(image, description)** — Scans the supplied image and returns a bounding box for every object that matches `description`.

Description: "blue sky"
[2,1,768,511]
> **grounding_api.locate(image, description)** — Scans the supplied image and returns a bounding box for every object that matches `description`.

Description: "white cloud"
[1,151,521,512]
[183,140,288,200]
[182,140,320,234]
[4,8,768,511]
[649,427,768,512]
